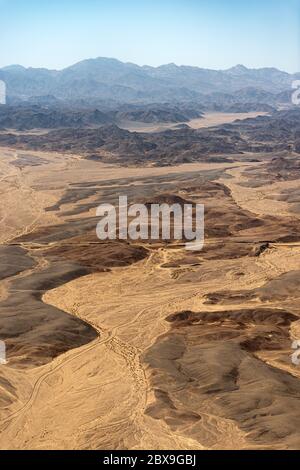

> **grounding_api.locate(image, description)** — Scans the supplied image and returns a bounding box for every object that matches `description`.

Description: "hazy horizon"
[1,57,298,74]
[1,0,299,73]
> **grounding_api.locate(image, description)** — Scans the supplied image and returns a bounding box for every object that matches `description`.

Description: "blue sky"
[0,0,299,72]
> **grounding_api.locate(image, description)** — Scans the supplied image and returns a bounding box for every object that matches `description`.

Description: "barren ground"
[118,112,267,133]
[1,144,300,450]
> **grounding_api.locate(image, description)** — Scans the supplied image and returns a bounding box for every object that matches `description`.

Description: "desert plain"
[1,111,300,451]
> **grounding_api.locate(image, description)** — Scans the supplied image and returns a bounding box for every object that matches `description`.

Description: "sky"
[0,0,299,72]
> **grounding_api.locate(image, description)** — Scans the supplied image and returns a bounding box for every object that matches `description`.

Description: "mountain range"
[0,58,298,104]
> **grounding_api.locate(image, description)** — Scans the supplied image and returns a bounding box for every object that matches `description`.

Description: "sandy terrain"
[119,112,267,133]
[1,146,300,450]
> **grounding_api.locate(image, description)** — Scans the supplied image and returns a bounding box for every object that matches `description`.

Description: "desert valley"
[1,56,300,450]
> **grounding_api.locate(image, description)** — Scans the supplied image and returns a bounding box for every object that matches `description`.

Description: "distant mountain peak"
[157,63,179,71]
[0,57,295,103]
[2,64,27,72]
[226,64,249,73]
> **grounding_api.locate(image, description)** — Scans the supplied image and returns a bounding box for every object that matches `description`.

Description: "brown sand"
[119,112,268,133]
[0,146,300,450]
